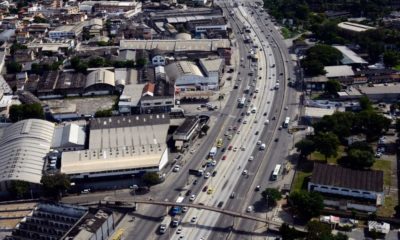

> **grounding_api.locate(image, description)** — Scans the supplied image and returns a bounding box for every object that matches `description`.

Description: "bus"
[238,96,246,108]
[216,138,223,148]
[271,164,282,181]
[283,117,290,128]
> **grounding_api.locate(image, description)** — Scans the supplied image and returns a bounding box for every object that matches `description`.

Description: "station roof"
[120,39,230,52]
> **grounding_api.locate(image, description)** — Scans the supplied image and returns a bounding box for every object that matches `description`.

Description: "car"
[185,190,192,196]
[81,188,91,194]
[233,126,237,130]
[238,118,242,123]
[278,126,282,130]
[274,138,279,142]
[217,201,224,208]
[257,140,262,145]
[243,120,247,124]
[207,188,213,194]
[190,149,195,154]
[202,186,208,192]
[204,172,211,179]
[191,216,197,223]
[263,112,267,116]
[249,156,254,161]
[182,207,188,212]
[375,152,382,158]
[241,112,245,116]
[221,147,226,152]
[228,145,233,150]
[233,147,238,152]
[173,165,180,172]
[241,146,246,151]
[227,135,233,140]
[176,227,182,234]
[189,194,196,201]
[212,171,217,177]
[272,116,276,120]
[222,155,227,160]
[255,185,261,191]
[284,106,288,110]
[230,192,236,199]
[211,160,217,166]
[247,205,254,212]
[242,170,248,175]
[193,179,198,185]
[224,131,229,136]
[255,131,259,135]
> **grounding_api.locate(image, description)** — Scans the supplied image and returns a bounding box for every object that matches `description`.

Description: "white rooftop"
[333,45,368,65]
[337,22,376,33]
[324,65,355,78]
[304,107,336,118]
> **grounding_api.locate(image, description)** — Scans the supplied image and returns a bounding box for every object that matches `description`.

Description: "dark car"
[193,180,198,185]
[230,192,235,199]
[255,131,259,135]
[217,201,224,208]
[185,190,192,196]
[221,147,226,152]
[274,138,279,142]
[212,171,217,177]
[202,186,208,192]
[241,112,245,116]
[263,112,267,116]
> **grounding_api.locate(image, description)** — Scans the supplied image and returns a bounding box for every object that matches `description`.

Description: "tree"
[136,58,147,68]
[261,188,282,206]
[383,51,399,67]
[9,103,44,122]
[6,61,22,74]
[94,109,113,118]
[295,138,315,158]
[347,149,375,169]
[9,180,30,199]
[348,141,373,153]
[359,95,373,111]
[142,172,161,186]
[354,111,391,140]
[325,80,341,95]
[301,58,326,76]
[288,191,324,220]
[40,173,71,199]
[314,132,340,161]
[88,57,105,68]
[305,44,343,66]
[33,16,48,23]
[306,220,332,240]
[279,223,304,240]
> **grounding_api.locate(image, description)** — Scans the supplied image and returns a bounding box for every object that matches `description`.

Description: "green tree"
[325,79,341,95]
[354,111,391,140]
[359,95,373,111]
[313,112,355,139]
[314,132,340,161]
[295,138,315,158]
[301,58,326,76]
[347,149,375,169]
[88,57,105,68]
[142,172,161,186]
[279,223,304,240]
[136,58,147,68]
[306,220,332,240]
[40,173,71,199]
[383,51,399,67]
[33,16,48,23]
[305,44,343,66]
[348,141,373,153]
[94,109,113,118]
[10,43,27,55]
[9,103,44,122]
[288,191,324,220]
[261,188,282,206]
[6,61,22,73]
[9,180,30,199]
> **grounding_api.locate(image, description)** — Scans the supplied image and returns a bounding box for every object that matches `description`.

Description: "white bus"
[271,164,282,181]
[283,117,290,128]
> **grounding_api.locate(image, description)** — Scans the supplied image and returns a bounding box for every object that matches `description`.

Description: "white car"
[211,160,217,166]
[242,170,248,175]
[247,205,254,212]
[249,156,254,161]
[233,147,238,152]
[241,146,246,151]
[176,227,182,234]
[189,194,196,201]
[173,165,180,172]
[182,207,188,212]
[257,140,262,145]
[191,216,197,223]
[190,149,195,154]
[204,172,211,179]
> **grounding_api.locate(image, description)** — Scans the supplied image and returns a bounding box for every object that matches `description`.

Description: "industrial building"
[173,116,200,149]
[61,114,170,180]
[51,123,86,151]
[359,84,400,102]
[0,119,55,192]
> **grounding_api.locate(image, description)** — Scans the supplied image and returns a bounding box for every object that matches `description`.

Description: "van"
[260,143,266,150]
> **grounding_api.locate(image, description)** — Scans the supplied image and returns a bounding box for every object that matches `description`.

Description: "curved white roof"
[0,119,55,185]
[175,33,192,40]
[165,61,203,82]
[85,69,115,89]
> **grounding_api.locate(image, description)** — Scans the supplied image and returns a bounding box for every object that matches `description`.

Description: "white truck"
[159,216,171,234]
[209,147,217,159]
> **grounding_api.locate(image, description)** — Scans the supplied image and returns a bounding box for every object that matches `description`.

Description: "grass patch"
[292,170,311,192]
[377,195,396,217]
[281,27,291,39]
[372,159,392,186]
[394,64,400,71]
[310,146,345,165]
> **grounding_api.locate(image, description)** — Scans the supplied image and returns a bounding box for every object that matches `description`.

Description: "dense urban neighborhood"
[0,0,400,239]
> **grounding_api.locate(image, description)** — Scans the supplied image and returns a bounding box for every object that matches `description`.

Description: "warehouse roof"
[311,163,383,192]
[165,61,203,82]
[337,22,376,32]
[0,119,55,185]
[333,45,368,65]
[120,39,230,52]
[199,58,224,73]
[359,84,400,95]
[85,69,115,88]
[52,123,85,149]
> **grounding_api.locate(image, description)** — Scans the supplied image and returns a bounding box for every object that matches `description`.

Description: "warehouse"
[61,114,170,180]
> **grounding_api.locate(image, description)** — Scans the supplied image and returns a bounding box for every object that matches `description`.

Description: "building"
[166,61,211,92]
[79,1,141,15]
[48,22,86,39]
[309,163,384,212]
[337,22,376,34]
[8,203,88,239]
[84,69,116,95]
[324,65,355,85]
[199,57,224,86]
[61,114,170,180]
[186,17,227,33]
[0,119,55,192]
[173,116,200,149]
[120,39,230,52]
[333,45,368,65]
[51,123,86,151]
[302,107,337,125]
[359,84,400,102]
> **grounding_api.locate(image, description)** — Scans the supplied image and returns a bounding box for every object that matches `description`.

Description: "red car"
[202,186,208,192]
[228,145,233,150]
[222,155,227,160]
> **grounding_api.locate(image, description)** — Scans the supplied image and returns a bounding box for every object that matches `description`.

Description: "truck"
[283,117,290,128]
[189,169,204,177]
[170,196,184,216]
[159,216,171,234]
[238,96,246,108]
[209,147,217,158]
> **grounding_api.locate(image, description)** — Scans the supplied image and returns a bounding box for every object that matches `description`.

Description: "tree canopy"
[288,191,324,220]
[142,172,162,186]
[301,44,342,77]
[40,173,71,199]
[295,138,315,158]
[325,80,341,95]
[314,132,340,161]
[261,188,282,206]
[6,61,22,74]
[9,103,44,122]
